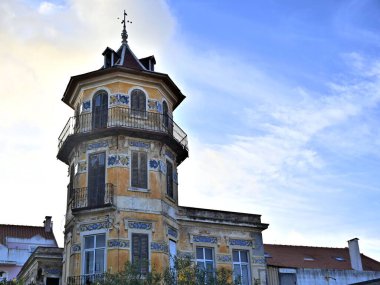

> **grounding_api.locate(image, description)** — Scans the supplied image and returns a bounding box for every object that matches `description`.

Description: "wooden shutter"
[139,152,148,189]
[131,151,139,188]
[132,233,149,275]
[131,90,138,111]
[166,160,173,198]
[138,92,146,112]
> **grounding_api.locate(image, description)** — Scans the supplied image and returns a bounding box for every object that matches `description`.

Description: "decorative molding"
[252,256,266,265]
[193,235,217,244]
[217,254,232,263]
[108,239,130,248]
[151,242,168,252]
[127,221,152,230]
[79,221,111,232]
[110,93,129,106]
[82,101,91,112]
[129,141,150,149]
[87,141,108,150]
[167,227,178,239]
[229,239,253,247]
[108,154,129,167]
[71,244,81,254]
[147,99,162,112]
[44,269,62,275]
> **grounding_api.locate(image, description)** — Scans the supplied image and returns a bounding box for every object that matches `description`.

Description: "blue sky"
[0,0,379,260]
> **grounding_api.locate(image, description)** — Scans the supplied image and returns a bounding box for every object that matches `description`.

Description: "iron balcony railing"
[71,183,114,210]
[67,273,106,285]
[58,107,188,151]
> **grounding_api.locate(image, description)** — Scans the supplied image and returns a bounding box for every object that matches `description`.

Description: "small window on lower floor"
[83,234,106,275]
[196,247,215,283]
[131,151,148,189]
[132,233,149,275]
[233,250,251,285]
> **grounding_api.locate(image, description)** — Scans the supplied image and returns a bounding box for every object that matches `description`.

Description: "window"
[83,234,106,275]
[169,240,177,270]
[196,247,214,282]
[132,233,149,275]
[131,89,146,116]
[92,91,108,129]
[166,160,174,199]
[163,101,169,128]
[131,151,148,189]
[233,250,250,285]
[88,152,106,207]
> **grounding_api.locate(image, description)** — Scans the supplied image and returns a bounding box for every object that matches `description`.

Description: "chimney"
[348,238,363,271]
[43,216,52,233]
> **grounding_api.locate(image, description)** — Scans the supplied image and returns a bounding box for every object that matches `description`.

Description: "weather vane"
[118,10,132,43]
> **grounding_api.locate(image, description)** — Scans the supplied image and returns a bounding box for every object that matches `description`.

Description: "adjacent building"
[0,217,58,281]
[57,15,268,285]
[265,238,380,285]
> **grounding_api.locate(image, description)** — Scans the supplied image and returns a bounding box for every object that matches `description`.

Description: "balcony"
[67,274,106,285]
[70,183,114,212]
[57,107,188,165]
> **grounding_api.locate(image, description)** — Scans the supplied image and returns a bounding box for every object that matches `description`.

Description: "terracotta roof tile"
[264,244,380,271]
[0,224,57,245]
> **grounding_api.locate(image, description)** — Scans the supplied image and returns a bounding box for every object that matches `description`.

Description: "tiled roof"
[0,224,57,245]
[114,43,146,70]
[264,244,380,271]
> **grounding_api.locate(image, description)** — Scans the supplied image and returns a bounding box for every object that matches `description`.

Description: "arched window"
[131,89,146,116]
[92,91,108,129]
[163,101,169,128]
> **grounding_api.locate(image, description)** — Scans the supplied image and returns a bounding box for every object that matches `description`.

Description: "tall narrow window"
[166,160,174,199]
[131,151,148,189]
[92,91,108,129]
[132,233,149,275]
[169,240,177,270]
[83,234,106,275]
[68,164,75,201]
[233,250,251,285]
[196,247,214,282]
[163,101,169,128]
[88,152,106,207]
[131,89,146,116]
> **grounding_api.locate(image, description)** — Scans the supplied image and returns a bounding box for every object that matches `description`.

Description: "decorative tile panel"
[108,239,130,248]
[147,100,162,112]
[167,227,178,238]
[45,269,62,275]
[193,235,217,244]
[110,93,129,106]
[129,141,150,149]
[79,221,111,232]
[229,239,253,247]
[108,154,129,167]
[71,244,81,254]
[149,159,159,171]
[127,221,152,230]
[252,256,266,265]
[158,160,166,174]
[82,100,91,112]
[151,242,168,253]
[165,149,175,161]
[217,254,232,263]
[87,141,108,150]
[173,172,178,184]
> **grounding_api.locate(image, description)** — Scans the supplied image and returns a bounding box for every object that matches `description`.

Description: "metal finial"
[118,10,132,44]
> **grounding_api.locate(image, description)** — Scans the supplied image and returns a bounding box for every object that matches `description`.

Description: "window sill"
[165,194,176,203]
[128,187,150,193]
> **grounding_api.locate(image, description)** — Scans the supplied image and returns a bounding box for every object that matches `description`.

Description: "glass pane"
[84,236,94,249]
[96,234,105,247]
[241,251,248,262]
[85,251,94,274]
[205,248,213,260]
[95,249,105,273]
[206,261,213,272]
[241,265,249,285]
[233,250,239,262]
[197,261,205,270]
[196,247,204,259]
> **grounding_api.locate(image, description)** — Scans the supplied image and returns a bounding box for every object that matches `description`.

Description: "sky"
[0,0,379,261]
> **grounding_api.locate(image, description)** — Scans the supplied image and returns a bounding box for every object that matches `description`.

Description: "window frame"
[166,159,174,200]
[82,233,107,276]
[131,233,150,276]
[232,249,251,285]
[130,88,147,117]
[196,247,215,283]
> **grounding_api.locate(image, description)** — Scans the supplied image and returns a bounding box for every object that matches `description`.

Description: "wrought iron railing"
[71,183,114,210]
[67,273,106,285]
[58,107,188,151]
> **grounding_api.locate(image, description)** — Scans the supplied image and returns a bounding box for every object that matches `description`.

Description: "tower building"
[57,14,268,285]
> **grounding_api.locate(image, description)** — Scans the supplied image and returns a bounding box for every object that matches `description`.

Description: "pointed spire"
[120,10,132,44]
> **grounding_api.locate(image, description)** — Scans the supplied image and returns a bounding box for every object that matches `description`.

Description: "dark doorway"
[88,152,106,208]
[92,91,108,129]
[46,278,60,285]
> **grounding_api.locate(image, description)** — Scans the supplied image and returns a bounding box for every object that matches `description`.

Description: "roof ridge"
[0,224,45,228]
[264,243,347,250]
